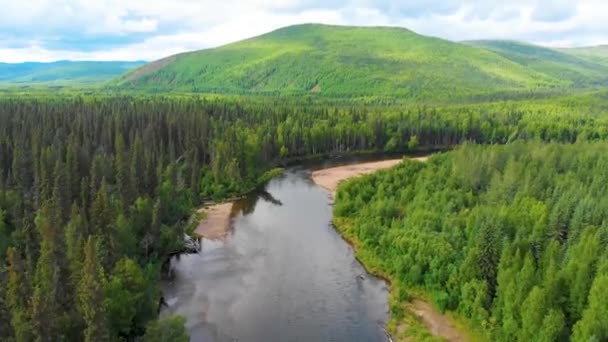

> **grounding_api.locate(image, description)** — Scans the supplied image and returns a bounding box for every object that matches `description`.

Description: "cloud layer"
[1,0,607,62]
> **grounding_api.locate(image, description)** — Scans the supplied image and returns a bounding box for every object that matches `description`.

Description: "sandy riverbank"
[311,156,429,196]
[195,202,234,240]
[409,299,468,341]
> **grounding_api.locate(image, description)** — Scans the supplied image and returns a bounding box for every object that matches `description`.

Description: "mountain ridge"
[0,60,146,84]
[109,24,607,98]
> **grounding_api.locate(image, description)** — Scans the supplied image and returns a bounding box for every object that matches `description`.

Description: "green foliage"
[257,168,284,187]
[31,202,67,340]
[115,24,608,99]
[143,316,189,342]
[105,258,158,337]
[0,91,607,340]
[5,247,31,341]
[334,142,608,341]
[466,40,608,86]
[571,274,608,341]
[78,237,110,342]
[559,45,608,68]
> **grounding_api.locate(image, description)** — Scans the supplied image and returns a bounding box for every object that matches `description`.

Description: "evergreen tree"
[130,135,145,195]
[6,247,32,342]
[30,203,65,341]
[114,133,131,209]
[105,258,156,337]
[571,274,608,341]
[77,237,109,342]
[52,160,70,226]
[65,142,80,203]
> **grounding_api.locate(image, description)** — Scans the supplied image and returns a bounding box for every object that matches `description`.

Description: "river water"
[161,162,390,341]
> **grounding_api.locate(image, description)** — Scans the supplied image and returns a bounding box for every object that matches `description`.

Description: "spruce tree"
[6,247,31,342]
[77,237,109,342]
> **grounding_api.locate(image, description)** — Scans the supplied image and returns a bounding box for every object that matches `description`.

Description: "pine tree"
[65,204,85,289]
[520,286,547,341]
[65,142,80,203]
[90,177,113,238]
[114,133,131,209]
[539,309,565,342]
[130,135,145,195]
[571,274,608,341]
[37,147,56,205]
[90,178,116,269]
[105,257,153,337]
[476,218,501,300]
[6,247,32,342]
[77,237,109,342]
[11,146,33,193]
[30,203,65,341]
[52,160,70,226]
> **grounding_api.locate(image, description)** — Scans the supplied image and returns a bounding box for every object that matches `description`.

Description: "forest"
[115,24,608,99]
[334,143,608,341]
[0,92,607,340]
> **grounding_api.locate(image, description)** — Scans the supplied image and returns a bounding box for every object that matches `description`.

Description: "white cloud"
[0,0,607,62]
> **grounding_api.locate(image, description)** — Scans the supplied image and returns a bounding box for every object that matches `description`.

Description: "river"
[161,159,393,341]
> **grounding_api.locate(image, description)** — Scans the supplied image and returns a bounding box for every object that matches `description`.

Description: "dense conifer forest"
[334,143,608,341]
[0,91,607,340]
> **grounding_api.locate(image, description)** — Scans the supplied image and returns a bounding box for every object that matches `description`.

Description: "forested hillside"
[0,61,145,84]
[334,143,608,341]
[465,40,608,87]
[560,46,608,67]
[115,24,608,99]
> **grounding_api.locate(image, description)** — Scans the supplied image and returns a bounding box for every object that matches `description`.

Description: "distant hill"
[0,61,146,84]
[558,45,608,67]
[465,40,608,87]
[115,24,581,99]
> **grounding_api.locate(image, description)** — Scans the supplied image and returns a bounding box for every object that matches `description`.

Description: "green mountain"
[0,61,146,84]
[559,45,608,67]
[117,24,582,99]
[465,40,608,86]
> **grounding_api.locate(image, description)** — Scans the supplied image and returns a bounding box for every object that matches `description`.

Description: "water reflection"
[161,168,389,342]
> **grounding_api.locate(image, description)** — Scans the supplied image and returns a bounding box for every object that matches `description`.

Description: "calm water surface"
[161,163,390,341]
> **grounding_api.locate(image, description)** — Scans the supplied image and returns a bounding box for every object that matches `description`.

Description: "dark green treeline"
[0,94,607,340]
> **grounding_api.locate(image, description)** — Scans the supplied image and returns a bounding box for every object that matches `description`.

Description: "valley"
[0,21,607,342]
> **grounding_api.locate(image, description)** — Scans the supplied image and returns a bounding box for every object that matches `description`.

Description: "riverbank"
[194,202,234,240]
[311,159,402,196]
[310,156,429,197]
[313,155,472,342]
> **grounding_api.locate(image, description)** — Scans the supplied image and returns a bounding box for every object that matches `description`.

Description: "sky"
[1,0,607,63]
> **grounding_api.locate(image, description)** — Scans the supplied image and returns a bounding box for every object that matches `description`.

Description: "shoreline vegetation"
[310,155,471,342]
[334,216,473,342]
[333,216,472,342]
